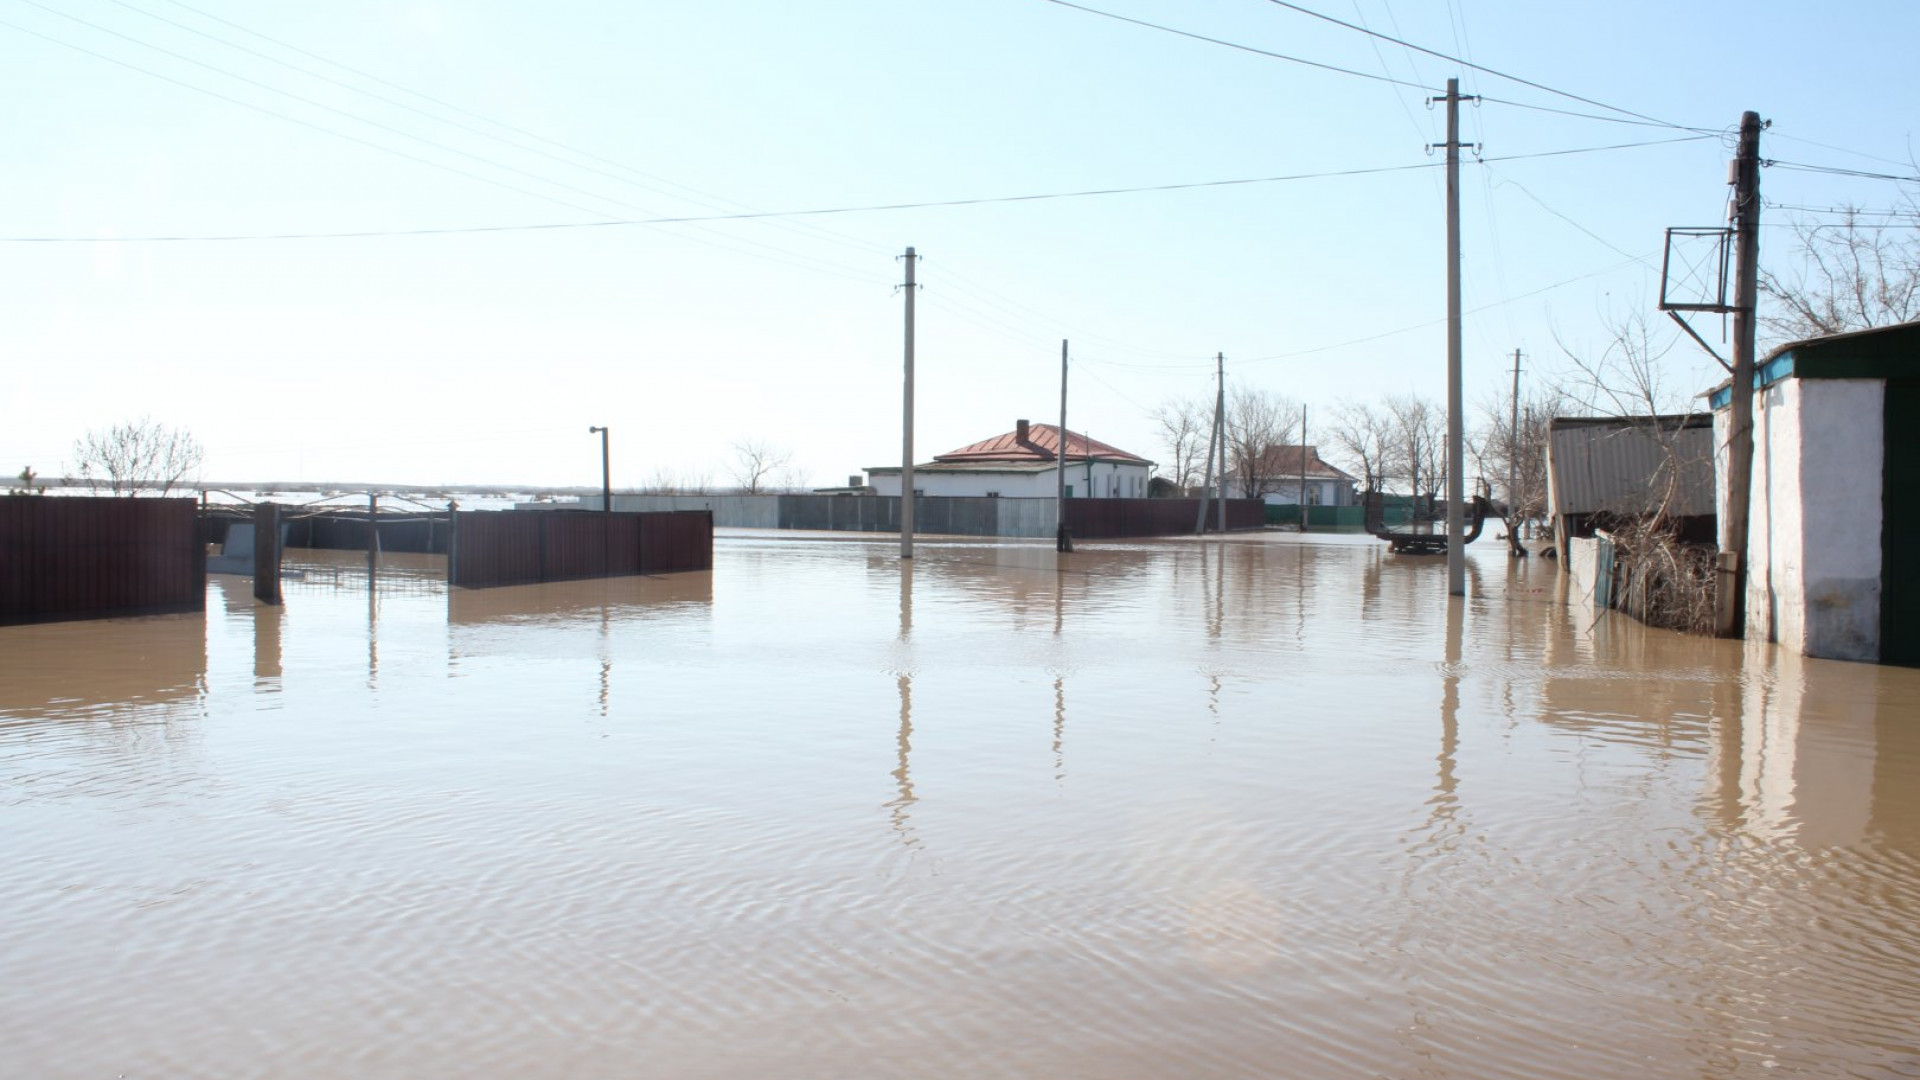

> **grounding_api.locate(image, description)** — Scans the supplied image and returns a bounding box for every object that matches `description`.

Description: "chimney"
[1016,419,1030,443]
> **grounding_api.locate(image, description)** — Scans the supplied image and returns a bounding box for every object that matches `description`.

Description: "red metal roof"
[933,421,1152,466]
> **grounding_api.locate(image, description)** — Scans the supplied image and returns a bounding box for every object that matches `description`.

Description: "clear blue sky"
[4,0,1915,489]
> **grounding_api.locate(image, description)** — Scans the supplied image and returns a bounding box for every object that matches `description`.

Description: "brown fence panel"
[640,511,714,574]
[450,511,543,588]
[0,496,204,625]
[1066,498,1264,539]
[451,510,709,588]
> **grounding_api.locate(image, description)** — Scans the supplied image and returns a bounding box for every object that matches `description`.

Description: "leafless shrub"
[1607,519,1717,636]
[71,417,203,497]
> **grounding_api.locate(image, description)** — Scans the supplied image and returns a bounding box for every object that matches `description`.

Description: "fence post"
[253,502,282,605]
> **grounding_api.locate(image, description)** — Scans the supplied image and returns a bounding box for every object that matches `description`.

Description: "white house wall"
[1795,379,1883,661]
[1731,377,1884,663]
[871,463,1150,499]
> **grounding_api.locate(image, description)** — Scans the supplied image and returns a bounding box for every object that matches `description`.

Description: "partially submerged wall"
[0,496,205,625]
[1732,378,1884,662]
[588,494,1260,539]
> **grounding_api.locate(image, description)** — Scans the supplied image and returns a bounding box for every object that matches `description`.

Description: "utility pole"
[1717,111,1763,637]
[1194,353,1223,534]
[1436,77,1475,597]
[1298,404,1309,533]
[1215,353,1227,535]
[1508,348,1523,554]
[1057,339,1072,553]
[900,247,918,560]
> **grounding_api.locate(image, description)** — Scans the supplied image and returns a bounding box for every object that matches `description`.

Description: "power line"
[9,4,893,281]
[0,135,1711,243]
[1766,130,1918,171]
[123,0,897,260]
[1256,0,1695,130]
[0,16,613,218]
[1036,0,1435,91]
[1236,252,1654,364]
[1765,159,1920,184]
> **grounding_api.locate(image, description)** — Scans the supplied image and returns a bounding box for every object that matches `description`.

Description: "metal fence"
[448,510,712,588]
[1,496,205,625]
[1067,497,1264,537]
[604,494,1264,539]
[1264,504,1409,529]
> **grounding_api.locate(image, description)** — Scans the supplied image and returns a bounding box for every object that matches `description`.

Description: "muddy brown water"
[3,534,1917,1078]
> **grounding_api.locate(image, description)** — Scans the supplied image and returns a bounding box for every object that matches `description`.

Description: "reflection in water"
[3,533,1919,1079]
[890,563,916,844]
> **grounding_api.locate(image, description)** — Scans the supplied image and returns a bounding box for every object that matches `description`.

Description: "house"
[1709,319,1920,665]
[1221,445,1358,507]
[866,419,1154,499]
[1545,414,1717,562]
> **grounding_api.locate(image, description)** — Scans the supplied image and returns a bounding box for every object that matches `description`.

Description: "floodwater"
[4,534,1918,1079]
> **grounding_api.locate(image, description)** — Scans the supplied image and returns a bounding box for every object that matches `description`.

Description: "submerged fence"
[1,496,205,624]
[602,494,1264,539]
[449,510,712,589]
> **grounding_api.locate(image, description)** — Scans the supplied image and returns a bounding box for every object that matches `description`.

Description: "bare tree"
[1383,394,1442,498]
[1150,396,1209,494]
[1222,387,1299,498]
[1759,203,1920,344]
[1472,383,1568,532]
[1554,312,1717,632]
[71,418,204,497]
[728,439,793,494]
[1327,399,1393,494]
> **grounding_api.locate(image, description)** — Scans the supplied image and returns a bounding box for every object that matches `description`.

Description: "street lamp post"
[588,426,610,512]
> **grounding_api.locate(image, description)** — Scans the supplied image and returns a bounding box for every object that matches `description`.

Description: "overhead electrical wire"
[0,135,1712,243]
[1255,0,1696,131]
[1036,0,1433,91]
[5,5,891,284]
[1039,0,1710,131]
[1764,160,1920,184]
[114,0,897,261]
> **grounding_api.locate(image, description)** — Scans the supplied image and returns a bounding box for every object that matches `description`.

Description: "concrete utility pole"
[1057,339,1073,553]
[1194,353,1223,535]
[1298,404,1309,533]
[1717,111,1763,637]
[1508,348,1523,552]
[1215,353,1227,535]
[900,247,918,560]
[1437,77,1475,597]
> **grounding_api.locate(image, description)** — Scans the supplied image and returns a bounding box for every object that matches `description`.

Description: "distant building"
[1710,319,1920,665]
[1221,445,1358,507]
[867,419,1154,499]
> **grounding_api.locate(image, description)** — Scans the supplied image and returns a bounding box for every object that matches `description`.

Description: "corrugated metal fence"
[1068,497,1264,537]
[1,496,205,625]
[449,510,711,588]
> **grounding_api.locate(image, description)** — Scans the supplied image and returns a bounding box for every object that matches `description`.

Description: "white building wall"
[870,463,1150,499]
[1795,379,1883,661]
[1730,377,1884,662]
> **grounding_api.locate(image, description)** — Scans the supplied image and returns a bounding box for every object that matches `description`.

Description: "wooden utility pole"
[1057,339,1072,553]
[900,247,918,560]
[1716,111,1763,637]
[1438,77,1475,597]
